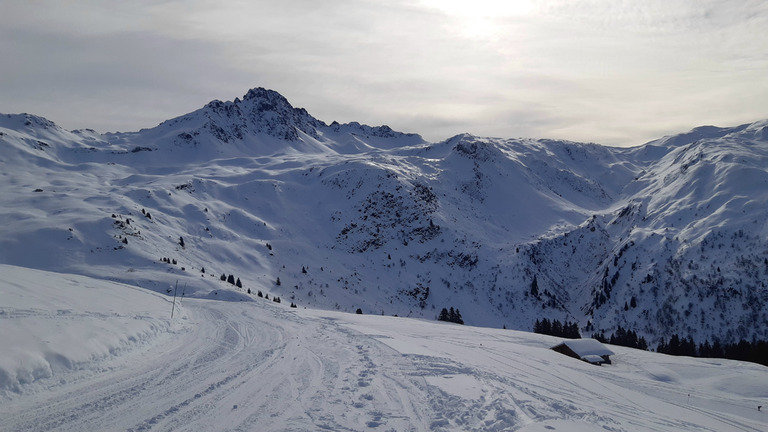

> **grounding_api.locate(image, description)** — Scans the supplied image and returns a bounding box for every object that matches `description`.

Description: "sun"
[419,0,534,19]
[418,0,535,40]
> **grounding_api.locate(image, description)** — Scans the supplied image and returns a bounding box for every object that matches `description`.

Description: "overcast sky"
[2,0,767,146]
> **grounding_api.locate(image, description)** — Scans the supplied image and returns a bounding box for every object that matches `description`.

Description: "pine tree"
[552,319,563,336]
[539,318,552,335]
[533,318,542,333]
[454,309,464,325]
[236,278,242,288]
[530,275,540,298]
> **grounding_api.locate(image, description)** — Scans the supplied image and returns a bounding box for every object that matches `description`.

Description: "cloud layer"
[2,0,767,146]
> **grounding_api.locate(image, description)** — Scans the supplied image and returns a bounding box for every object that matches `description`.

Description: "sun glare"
[418,0,534,39]
[420,0,534,18]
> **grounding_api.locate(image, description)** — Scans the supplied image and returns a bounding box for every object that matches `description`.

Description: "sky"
[2,0,767,147]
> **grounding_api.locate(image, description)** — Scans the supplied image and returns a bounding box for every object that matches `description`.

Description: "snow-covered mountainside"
[1,88,767,348]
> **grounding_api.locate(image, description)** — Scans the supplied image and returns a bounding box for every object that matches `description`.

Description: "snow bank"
[0,265,175,396]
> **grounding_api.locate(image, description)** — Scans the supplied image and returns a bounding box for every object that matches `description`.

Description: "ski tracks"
[4,298,763,431]
[2,301,284,432]
[3,299,435,431]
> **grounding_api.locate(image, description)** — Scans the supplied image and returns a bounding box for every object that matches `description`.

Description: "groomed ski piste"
[1,264,766,431]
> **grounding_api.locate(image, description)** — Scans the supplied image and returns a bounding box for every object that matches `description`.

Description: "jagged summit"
[116,87,424,157]
[148,86,324,144]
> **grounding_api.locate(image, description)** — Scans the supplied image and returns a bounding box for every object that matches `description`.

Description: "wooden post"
[171,280,178,318]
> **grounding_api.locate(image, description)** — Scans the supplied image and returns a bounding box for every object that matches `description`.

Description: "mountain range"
[2,87,767,347]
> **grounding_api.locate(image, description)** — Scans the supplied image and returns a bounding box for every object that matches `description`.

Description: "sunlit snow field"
[1,265,766,431]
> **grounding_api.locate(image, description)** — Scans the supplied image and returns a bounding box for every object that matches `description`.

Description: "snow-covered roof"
[555,339,614,358]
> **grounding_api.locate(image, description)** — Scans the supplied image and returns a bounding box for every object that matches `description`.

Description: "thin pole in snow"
[171,280,179,318]
[180,282,187,305]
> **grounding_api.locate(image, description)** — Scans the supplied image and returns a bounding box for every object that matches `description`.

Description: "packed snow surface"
[1,265,766,431]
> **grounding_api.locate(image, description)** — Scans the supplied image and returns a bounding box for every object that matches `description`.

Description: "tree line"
[536,317,767,366]
[656,334,768,366]
[533,318,580,339]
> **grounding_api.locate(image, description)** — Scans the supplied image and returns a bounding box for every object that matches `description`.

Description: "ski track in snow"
[3,290,766,432]
[2,299,432,432]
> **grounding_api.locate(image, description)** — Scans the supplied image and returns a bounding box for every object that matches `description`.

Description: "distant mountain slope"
[1,90,766,347]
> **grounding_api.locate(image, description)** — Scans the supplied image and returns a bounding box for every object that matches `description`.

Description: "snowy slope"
[2,265,766,431]
[1,90,767,347]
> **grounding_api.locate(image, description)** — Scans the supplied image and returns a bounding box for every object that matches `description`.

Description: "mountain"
[1,88,767,348]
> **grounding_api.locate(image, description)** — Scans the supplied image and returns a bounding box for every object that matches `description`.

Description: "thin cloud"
[1,0,766,146]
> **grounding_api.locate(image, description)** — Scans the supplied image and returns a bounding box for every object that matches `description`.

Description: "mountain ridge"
[1,88,766,347]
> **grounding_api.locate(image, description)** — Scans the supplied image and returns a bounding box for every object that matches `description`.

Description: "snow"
[2,95,767,346]
[2,265,766,431]
[0,265,176,394]
[2,91,768,430]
